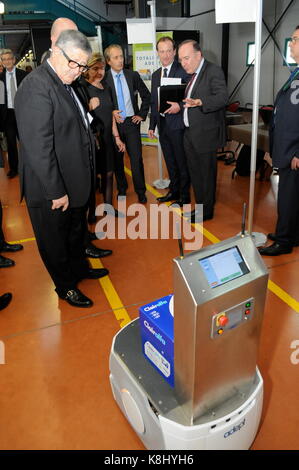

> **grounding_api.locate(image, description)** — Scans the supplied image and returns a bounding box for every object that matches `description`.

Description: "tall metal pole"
[248,0,263,235]
[147,0,170,189]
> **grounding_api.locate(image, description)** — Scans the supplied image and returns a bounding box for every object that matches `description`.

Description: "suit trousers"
[114,118,146,196]
[159,117,190,199]
[184,128,217,216]
[27,201,90,295]
[275,167,299,246]
[4,109,19,173]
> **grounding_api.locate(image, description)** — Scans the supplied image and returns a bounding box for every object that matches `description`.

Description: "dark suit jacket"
[186,60,228,153]
[105,68,150,120]
[14,61,95,208]
[149,60,190,131]
[0,67,27,125]
[269,69,299,168]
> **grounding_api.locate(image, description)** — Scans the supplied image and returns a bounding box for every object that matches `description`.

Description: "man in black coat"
[104,44,150,203]
[0,50,27,178]
[178,40,228,223]
[15,30,108,308]
[148,36,190,205]
[259,26,299,256]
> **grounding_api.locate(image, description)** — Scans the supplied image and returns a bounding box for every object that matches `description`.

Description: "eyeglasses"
[59,48,89,73]
[290,36,299,44]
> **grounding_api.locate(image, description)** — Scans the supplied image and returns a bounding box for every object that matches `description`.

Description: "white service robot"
[110,233,268,450]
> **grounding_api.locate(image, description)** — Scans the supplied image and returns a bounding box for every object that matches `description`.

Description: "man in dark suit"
[15,30,108,308]
[0,50,27,178]
[148,36,190,205]
[104,44,150,203]
[178,40,228,223]
[259,26,299,256]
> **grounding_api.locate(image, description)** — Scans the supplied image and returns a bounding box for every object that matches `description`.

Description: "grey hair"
[56,30,92,56]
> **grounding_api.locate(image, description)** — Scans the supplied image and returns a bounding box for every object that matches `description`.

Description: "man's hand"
[183,98,202,108]
[164,101,180,114]
[51,195,69,211]
[291,156,299,170]
[148,130,156,139]
[131,115,143,124]
[113,110,124,123]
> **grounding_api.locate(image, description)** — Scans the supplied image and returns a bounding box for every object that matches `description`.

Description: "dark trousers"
[159,118,190,199]
[114,118,146,196]
[4,109,19,173]
[275,167,299,246]
[184,129,217,216]
[27,202,89,295]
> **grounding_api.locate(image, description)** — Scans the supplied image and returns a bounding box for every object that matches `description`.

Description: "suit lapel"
[191,60,208,97]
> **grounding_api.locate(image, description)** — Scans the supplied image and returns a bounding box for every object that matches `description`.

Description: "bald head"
[51,18,78,47]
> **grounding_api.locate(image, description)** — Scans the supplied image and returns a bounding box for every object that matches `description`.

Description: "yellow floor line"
[88,257,132,327]
[267,279,299,313]
[132,165,299,314]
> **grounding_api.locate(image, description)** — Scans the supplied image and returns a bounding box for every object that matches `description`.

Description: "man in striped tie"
[259,26,299,256]
[0,50,27,178]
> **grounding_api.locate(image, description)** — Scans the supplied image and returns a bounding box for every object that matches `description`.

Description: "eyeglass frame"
[290,36,299,44]
[58,47,89,73]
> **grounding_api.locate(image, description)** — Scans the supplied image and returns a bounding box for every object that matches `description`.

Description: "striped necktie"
[163,68,168,78]
[184,72,197,97]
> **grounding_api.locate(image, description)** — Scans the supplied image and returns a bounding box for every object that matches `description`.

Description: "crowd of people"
[1,16,299,310]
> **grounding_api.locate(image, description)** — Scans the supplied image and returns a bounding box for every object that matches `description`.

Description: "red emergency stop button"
[218,315,229,327]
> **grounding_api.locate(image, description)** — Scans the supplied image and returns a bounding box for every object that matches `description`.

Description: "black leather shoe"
[85,244,112,258]
[170,198,191,207]
[157,192,179,203]
[0,255,15,268]
[259,242,293,256]
[268,232,299,247]
[59,288,93,308]
[82,268,109,279]
[187,210,213,223]
[0,292,12,311]
[138,194,147,204]
[1,241,23,252]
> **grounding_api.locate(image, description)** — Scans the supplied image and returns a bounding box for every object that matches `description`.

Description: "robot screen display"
[199,246,250,289]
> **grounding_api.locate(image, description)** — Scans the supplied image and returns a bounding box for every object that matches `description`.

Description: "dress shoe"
[85,244,112,258]
[81,267,109,279]
[0,241,23,252]
[186,210,213,223]
[7,170,18,178]
[58,288,93,308]
[170,198,191,207]
[258,242,293,256]
[157,192,179,203]
[0,293,12,311]
[138,194,147,204]
[268,232,299,247]
[0,255,15,268]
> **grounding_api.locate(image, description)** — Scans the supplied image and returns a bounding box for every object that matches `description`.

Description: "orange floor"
[0,146,299,450]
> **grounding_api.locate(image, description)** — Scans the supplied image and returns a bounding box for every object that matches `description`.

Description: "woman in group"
[83,52,125,217]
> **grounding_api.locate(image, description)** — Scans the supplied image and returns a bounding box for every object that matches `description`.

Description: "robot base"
[109,319,263,450]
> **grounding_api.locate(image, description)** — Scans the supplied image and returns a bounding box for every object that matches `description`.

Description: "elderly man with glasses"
[14,30,109,308]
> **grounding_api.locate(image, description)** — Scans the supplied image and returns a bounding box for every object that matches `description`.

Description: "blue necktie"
[283,66,299,91]
[116,73,126,119]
